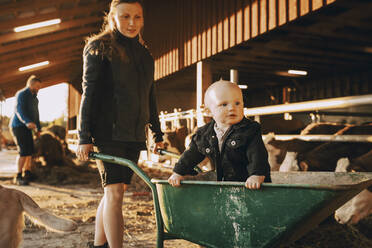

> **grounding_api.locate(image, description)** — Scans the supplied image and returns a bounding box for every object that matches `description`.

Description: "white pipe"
[263,134,372,143]
[244,94,372,116]
[230,69,238,83]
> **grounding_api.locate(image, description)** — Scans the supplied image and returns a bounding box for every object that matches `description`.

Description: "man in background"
[10,75,41,185]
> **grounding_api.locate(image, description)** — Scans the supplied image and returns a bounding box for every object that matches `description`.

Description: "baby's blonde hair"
[204,79,242,108]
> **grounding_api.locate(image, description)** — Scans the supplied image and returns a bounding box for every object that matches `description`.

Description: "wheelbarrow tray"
[152,172,372,248]
[89,153,372,248]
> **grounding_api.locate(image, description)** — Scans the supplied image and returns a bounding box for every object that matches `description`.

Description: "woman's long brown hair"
[86,0,145,45]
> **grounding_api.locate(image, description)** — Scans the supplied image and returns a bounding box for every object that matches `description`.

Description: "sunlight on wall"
[2,83,68,122]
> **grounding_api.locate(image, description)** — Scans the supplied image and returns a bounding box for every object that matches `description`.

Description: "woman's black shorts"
[11,126,34,156]
[94,141,145,187]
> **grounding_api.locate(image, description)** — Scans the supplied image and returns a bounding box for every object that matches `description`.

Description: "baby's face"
[207,85,244,128]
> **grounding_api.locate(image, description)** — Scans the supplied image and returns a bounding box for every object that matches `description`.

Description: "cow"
[259,116,306,135]
[145,126,189,165]
[334,150,372,225]
[298,124,372,171]
[336,150,372,173]
[0,185,77,248]
[163,126,189,154]
[263,133,285,171]
[266,122,347,171]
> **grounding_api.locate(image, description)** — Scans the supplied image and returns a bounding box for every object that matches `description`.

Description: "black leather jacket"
[173,118,271,182]
[78,32,163,144]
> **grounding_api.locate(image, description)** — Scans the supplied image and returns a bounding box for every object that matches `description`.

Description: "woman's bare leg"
[94,197,107,246]
[103,183,124,248]
[93,184,128,247]
[23,156,32,171]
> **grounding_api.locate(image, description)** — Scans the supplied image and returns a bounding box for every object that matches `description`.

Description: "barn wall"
[244,70,372,108]
[157,91,196,112]
[145,0,337,81]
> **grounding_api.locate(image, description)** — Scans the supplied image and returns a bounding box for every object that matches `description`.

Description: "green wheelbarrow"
[89,152,372,248]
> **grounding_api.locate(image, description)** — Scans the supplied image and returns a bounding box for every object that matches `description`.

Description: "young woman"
[76,1,163,247]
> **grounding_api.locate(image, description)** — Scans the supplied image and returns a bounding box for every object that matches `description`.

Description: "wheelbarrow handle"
[157,148,181,159]
[156,149,203,173]
[89,152,155,190]
[88,152,165,247]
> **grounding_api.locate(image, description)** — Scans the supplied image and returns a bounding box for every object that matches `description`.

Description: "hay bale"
[34,131,65,166]
[46,125,73,156]
[47,125,66,140]
[281,217,372,248]
[32,162,100,186]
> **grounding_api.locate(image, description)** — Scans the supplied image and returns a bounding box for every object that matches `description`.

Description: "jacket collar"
[231,117,252,130]
[113,29,140,47]
[205,117,251,133]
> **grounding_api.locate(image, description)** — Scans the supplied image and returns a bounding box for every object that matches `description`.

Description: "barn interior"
[0,0,371,129]
[0,1,372,247]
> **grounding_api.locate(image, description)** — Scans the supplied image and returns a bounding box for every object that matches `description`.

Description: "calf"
[158,126,189,164]
[0,185,77,248]
[158,134,182,164]
[163,126,189,153]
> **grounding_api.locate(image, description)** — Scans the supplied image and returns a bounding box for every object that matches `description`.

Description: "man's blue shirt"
[10,87,41,131]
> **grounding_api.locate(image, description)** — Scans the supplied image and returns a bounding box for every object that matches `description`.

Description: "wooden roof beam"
[0,1,109,31]
[0,36,84,62]
[0,15,101,45]
[0,0,75,16]
[0,26,97,54]
[0,46,83,71]
[0,55,81,83]
[0,59,81,91]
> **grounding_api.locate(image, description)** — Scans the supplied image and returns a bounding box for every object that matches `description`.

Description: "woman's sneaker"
[13,173,29,186]
[23,170,36,182]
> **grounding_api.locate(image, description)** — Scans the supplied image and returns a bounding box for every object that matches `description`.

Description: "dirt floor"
[0,154,371,248]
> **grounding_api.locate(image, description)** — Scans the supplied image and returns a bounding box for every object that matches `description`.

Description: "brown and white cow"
[266,122,347,171]
[298,124,372,171]
[146,126,189,164]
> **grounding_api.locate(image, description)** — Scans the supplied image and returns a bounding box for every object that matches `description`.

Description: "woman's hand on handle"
[153,141,164,154]
[77,144,94,161]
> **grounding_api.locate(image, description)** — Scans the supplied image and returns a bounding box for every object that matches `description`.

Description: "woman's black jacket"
[78,33,163,145]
